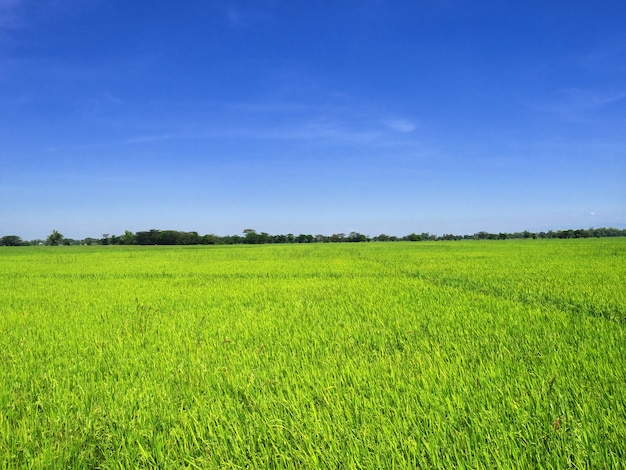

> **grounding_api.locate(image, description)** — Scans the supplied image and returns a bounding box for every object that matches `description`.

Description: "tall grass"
[0,239,624,468]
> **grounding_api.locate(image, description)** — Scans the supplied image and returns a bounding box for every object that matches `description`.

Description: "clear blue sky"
[1,1,624,240]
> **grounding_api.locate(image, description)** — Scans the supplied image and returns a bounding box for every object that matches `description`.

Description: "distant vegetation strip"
[1,226,625,246]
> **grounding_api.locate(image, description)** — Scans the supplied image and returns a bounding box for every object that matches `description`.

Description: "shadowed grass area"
[0,239,624,468]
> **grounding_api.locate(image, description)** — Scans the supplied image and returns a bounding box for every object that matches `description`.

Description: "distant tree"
[258,232,273,244]
[406,233,421,241]
[295,234,314,243]
[136,229,160,245]
[179,231,200,245]
[243,229,260,244]
[200,234,219,245]
[158,230,182,245]
[347,232,367,242]
[46,230,64,246]
[121,230,136,245]
[1,235,23,246]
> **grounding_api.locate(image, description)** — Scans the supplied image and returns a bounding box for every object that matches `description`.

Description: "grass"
[0,239,625,468]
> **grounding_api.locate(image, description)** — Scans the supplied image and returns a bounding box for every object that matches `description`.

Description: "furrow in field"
[405,272,625,324]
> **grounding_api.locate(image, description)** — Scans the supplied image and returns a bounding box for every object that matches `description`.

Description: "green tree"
[0,235,23,246]
[243,229,260,244]
[46,230,64,246]
[136,229,160,245]
[122,230,137,245]
[348,232,367,242]
[200,234,219,245]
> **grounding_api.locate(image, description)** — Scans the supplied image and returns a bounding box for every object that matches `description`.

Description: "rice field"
[0,239,624,468]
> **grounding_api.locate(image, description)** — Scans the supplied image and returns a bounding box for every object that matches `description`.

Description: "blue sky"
[1,0,624,239]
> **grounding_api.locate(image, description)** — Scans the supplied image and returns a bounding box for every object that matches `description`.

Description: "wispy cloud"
[87,93,125,107]
[227,7,245,27]
[46,134,175,152]
[536,87,626,122]
[383,118,417,133]
[226,100,312,115]
[0,0,23,28]
[1,0,100,34]
[560,88,626,109]
[123,134,172,144]
[574,39,626,73]
[266,119,383,144]
[163,98,415,146]
[226,5,272,29]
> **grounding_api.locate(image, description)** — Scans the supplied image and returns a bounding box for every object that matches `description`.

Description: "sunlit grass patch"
[0,239,624,468]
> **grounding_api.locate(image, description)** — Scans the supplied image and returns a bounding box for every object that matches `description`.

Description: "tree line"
[1,227,625,246]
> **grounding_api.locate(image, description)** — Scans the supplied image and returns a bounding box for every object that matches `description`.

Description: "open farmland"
[0,239,625,468]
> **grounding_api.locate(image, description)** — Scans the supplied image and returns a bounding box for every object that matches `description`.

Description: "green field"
[1,239,625,468]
